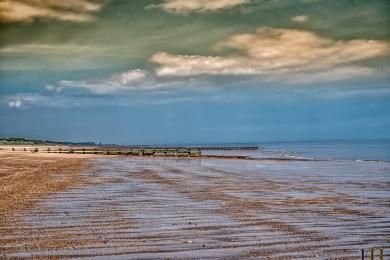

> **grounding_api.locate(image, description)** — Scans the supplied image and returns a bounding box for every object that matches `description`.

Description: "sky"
[0,0,389,145]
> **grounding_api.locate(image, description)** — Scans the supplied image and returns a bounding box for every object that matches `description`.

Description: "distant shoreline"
[0,145,311,163]
[1,145,389,163]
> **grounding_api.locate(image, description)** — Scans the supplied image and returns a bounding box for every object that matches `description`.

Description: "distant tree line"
[0,137,99,146]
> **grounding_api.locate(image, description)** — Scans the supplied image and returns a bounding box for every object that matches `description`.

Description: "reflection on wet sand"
[1,156,389,259]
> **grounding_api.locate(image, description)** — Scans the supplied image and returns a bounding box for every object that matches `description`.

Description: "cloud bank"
[8,99,22,108]
[291,15,309,23]
[149,0,249,13]
[151,27,390,83]
[46,70,147,94]
[0,0,103,23]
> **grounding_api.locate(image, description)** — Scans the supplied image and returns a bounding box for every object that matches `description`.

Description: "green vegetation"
[0,137,52,145]
[0,137,97,146]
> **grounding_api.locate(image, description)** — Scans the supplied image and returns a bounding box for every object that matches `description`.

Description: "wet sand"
[0,153,389,259]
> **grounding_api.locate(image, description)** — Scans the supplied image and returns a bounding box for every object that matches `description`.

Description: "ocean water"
[203,139,390,161]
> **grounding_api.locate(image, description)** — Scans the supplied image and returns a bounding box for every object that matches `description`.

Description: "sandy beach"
[0,151,97,222]
[0,151,389,259]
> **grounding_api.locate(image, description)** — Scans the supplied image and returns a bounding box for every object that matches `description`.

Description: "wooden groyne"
[0,145,258,158]
[0,147,201,157]
[120,145,259,150]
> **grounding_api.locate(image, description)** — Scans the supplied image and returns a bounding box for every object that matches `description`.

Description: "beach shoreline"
[0,144,323,163]
[1,150,389,259]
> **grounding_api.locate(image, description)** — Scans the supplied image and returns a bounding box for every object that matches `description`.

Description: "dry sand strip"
[0,154,389,259]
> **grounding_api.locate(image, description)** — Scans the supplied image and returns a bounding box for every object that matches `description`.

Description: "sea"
[202,139,390,162]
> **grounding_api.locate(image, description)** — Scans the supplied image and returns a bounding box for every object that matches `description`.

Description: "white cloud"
[0,91,209,109]
[0,43,121,70]
[0,0,103,23]
[148,0,249,13]
[8,99,22,108]
[4,94,47,108]
[151,52,254,76]
[119,70,146,85]
[1,93,98,108]
[291,15,309,23]
[0,44,109,54]
[151,27,390,83]
[46,70,147,94]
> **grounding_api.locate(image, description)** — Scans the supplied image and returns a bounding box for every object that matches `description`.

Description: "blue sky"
[0,0,389,144]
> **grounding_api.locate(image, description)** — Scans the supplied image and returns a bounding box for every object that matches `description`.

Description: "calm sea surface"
[203,139,390,161]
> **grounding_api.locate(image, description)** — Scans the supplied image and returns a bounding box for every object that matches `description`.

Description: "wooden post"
[362,249,364,260]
